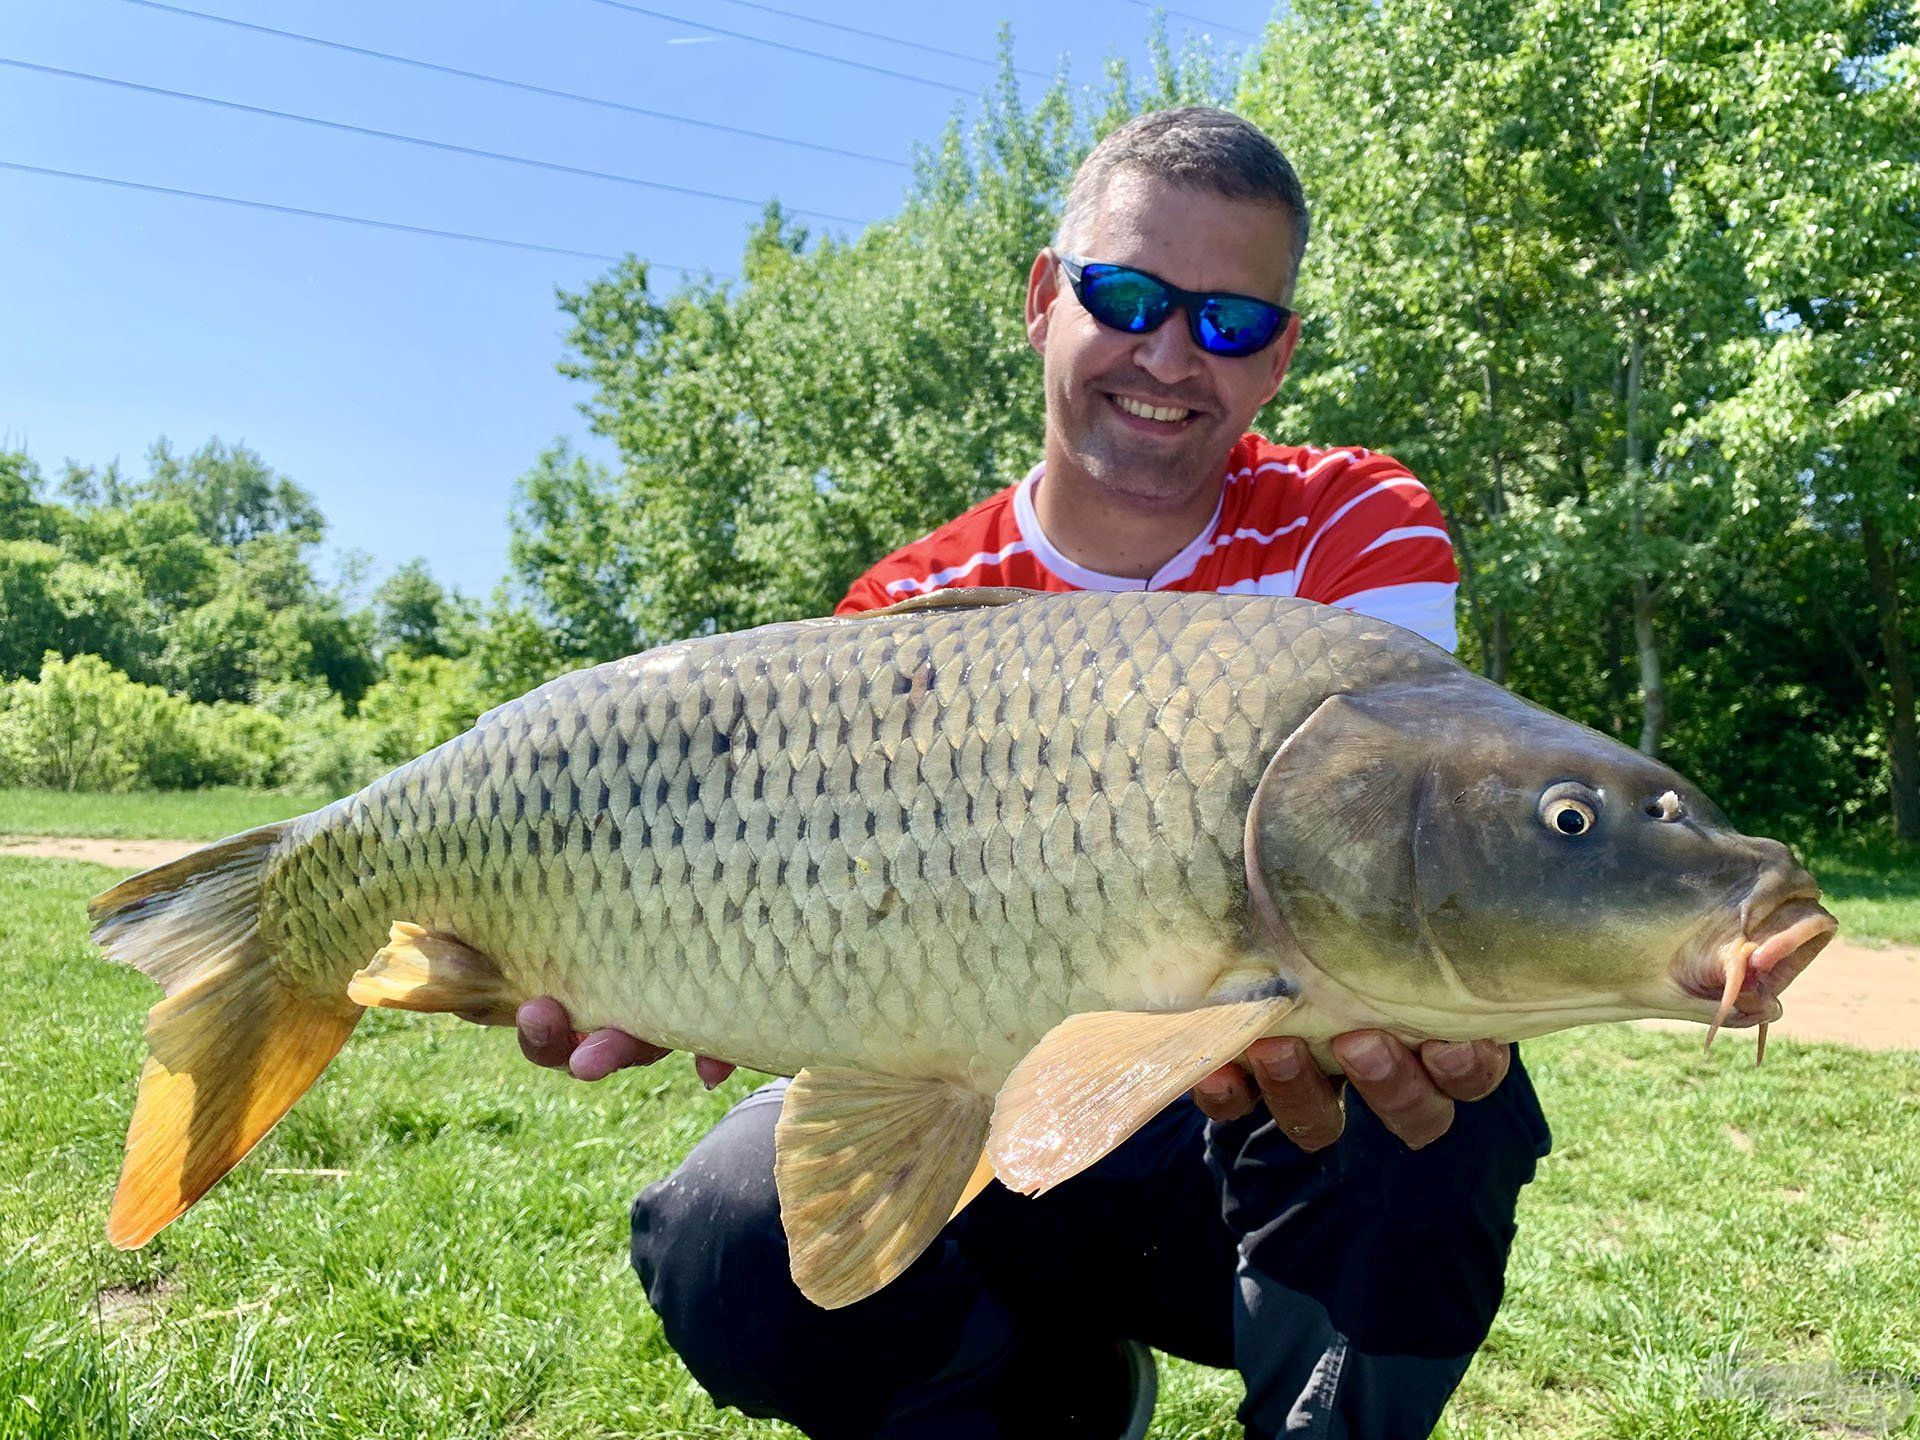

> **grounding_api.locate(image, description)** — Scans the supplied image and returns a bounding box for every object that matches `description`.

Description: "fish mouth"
[1674,877,1837,1056]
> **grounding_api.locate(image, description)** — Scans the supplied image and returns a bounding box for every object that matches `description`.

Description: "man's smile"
[1107,391,1202,430]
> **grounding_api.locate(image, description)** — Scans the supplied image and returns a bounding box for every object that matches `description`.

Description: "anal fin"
[774,1068,992,1310]
[988,996,1296,1197]
[346,922,516,1024]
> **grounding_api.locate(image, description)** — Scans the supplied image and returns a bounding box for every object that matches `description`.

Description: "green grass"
[1801,834,1920,949]
[0,789,342,843]
[2,853,1917,1437]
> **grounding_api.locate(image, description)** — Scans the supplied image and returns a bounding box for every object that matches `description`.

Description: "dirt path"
[0,835,203,870]
[7,834,1917,1053]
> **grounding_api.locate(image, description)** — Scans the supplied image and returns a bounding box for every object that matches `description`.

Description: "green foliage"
[1237,0,1918,831]
[141,436,324,548]
[0,441,383,709]
[0,452,57,544]
[374,559,474,662]
[0,655,289,792]
[257,682,385,796]
[506,40,1230,661]
[357,654,493,767]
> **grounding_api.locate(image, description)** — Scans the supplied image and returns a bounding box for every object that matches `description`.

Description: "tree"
[504,443,650,662]
[372,559,472,661]
[0,452,56,543]
[1690,0,1920,834]
[144,437,324,548]
[521,37,1229,654]
[1245,0,1774,757]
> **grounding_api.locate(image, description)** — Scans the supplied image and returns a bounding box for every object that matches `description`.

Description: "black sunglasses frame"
[1056,253,1294,358]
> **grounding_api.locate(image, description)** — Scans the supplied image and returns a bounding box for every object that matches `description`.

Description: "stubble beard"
[1054,382,1227,515]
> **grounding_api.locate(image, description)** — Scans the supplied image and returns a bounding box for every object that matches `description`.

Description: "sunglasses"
[1056,254,1293,359]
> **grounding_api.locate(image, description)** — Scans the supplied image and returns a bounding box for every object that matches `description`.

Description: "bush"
[0,654,295,791]
[357,654,492,767]
[0,654,180,790]
[258,681,385,795]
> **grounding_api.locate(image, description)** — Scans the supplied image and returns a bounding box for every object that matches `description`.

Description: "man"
[518,107,1549,1438]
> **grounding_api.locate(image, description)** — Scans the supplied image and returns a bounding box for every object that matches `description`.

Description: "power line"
[114,0,907,170]
[1,56,873,226]
[706,0,1048,79]
[0,157,724,270]
[586,0,976,96]
[1119,1,1260,40]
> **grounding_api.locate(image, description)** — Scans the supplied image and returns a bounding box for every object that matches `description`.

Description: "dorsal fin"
[856,587,1041,619]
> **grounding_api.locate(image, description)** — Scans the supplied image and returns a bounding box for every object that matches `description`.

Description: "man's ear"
[1258,311,1302,407]
[1025,249,1061,355]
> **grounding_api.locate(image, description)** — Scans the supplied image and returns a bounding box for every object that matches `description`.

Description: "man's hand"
[515,997,737,1087]
[1191,1032,1509,1152]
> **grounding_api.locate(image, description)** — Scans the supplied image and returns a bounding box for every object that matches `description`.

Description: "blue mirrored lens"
[1080,266,1170,333]
[1196,298,1283,355]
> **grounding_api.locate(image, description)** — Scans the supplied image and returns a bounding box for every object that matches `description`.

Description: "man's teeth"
[1113,395,1192,423]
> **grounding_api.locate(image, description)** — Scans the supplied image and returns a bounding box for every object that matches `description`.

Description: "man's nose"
[1131,311,1204,384]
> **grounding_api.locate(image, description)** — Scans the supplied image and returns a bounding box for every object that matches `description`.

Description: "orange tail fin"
[89,824,360,1248]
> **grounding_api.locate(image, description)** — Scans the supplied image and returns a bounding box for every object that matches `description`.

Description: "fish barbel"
[90,588,1835,1307]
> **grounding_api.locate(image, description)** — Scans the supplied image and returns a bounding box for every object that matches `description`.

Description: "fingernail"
[1257,1046,1302,1083]
[523,1018,552,1047]
[1345,1036,1393,1081]
[571,1034,615,1072]
[1430,1043,1475,1079]
[1196,1079,1235,1105]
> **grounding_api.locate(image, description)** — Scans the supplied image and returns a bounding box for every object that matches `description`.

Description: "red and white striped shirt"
[835,434,1460,651]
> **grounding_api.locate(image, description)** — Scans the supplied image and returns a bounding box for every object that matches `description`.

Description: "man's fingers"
[1191,1061,1259,1122]
[693,1056,737,1089]
[1245,1036,1345,1152]
[517,997,576,1069]
[1333,1032,1455,1149]
[569,1028,669,1082]
[1419,1038,1510,1102]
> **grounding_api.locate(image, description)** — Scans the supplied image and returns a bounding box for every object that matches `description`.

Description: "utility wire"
[1120,0,1260,39]
[113,0,906,170]
[706,0,1047,79]
[1,57,873,226]
[0,158,726,271]
[586,0,975,96]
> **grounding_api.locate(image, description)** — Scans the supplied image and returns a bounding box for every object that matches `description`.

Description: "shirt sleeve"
[1292,453,1461,653]
[834,570,896,616]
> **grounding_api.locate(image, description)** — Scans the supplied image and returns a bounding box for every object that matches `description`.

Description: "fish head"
[1247,678,1836,1042]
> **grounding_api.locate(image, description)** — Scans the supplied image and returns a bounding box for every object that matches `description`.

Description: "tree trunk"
[1631,571,1665,756]
[1621,328,1664,757]
[1862,513,1919,840]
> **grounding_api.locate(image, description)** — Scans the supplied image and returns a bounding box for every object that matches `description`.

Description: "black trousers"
[630,1049,1550,1440]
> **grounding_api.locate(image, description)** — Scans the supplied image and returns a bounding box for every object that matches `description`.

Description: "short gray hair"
[1055,107,1310,293]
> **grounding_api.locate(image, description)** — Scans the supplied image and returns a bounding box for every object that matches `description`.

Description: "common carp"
[92,588,1836,1308]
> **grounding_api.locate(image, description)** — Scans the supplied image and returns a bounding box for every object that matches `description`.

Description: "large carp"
[92,589,1835,1308]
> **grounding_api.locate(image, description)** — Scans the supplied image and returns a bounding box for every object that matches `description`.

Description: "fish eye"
[1539,782,1600,838]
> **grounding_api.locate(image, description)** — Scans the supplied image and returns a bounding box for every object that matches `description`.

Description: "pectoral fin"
[988,997,1297,1196]
[949,1151,999,1222]
[346,922,517,1024]
[774,1068,992,1310]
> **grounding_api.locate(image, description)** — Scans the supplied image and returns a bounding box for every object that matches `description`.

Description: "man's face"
[1026,171,1302,511]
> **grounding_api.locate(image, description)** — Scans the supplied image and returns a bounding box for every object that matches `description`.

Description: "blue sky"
[1,0,1274,600]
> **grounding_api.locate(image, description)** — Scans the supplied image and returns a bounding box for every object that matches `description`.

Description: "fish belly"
[258,592,1453,1090]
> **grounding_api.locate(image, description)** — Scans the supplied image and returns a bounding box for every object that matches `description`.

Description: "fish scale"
[248,592,1428,1087]
[93,586,1837,1310]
